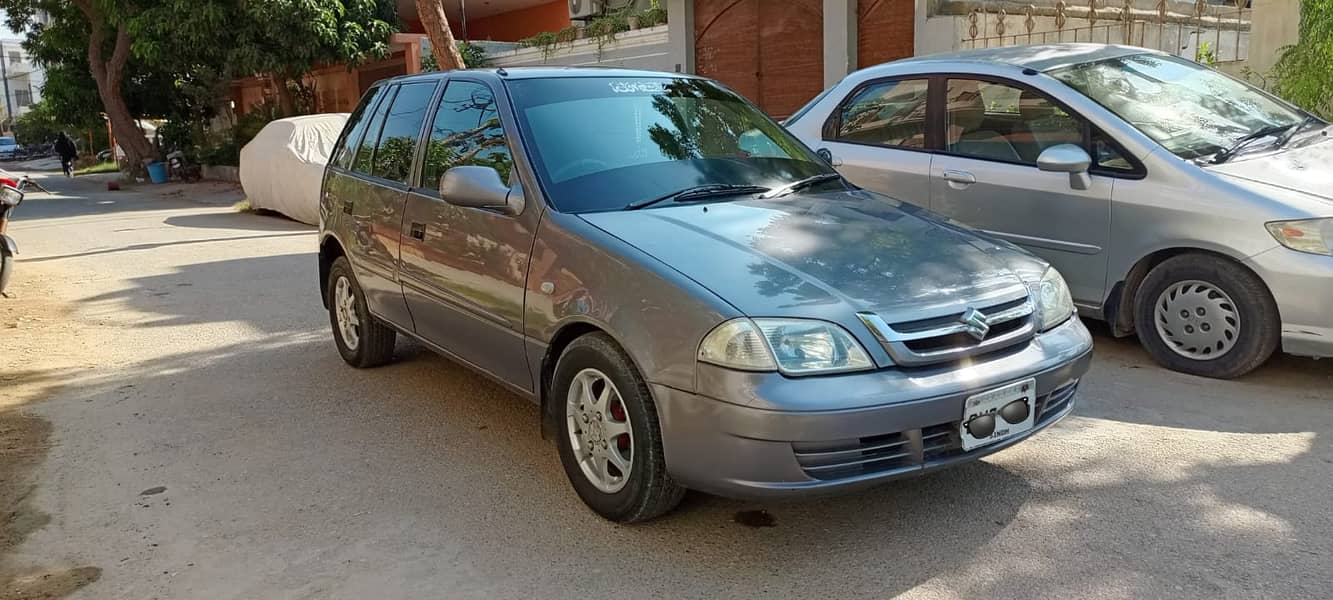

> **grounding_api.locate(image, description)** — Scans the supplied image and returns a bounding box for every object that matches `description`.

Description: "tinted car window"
[507,77,832,213]
[352,86,397,175]
[945,79,1081,164]
[420,80,514,190]
[369,82,437,184]
[833,79,928,148]
[332,86,384,170]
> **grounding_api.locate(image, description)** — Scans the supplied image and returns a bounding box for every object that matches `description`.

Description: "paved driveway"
[3,174,1330,599]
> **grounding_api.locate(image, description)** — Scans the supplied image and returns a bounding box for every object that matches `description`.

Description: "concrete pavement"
[2,173,1330,599]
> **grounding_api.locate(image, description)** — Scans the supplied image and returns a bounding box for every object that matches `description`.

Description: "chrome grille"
[793,381,1079,481]
[857,292,1036,367]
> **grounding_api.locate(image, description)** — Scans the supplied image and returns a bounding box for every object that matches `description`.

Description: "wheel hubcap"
[333,276,360,351]
[1154,280,1239,360]
[566,369,633,493]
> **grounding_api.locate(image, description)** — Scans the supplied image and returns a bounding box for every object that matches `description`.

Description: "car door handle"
[409,222,426,240]
[942,169,976,188]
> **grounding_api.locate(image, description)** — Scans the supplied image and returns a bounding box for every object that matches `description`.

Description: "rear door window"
[368,82,438,184]
[352,86,397,175]
[331,86,384,170]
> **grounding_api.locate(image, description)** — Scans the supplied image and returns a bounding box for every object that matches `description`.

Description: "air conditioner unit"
[569,0,602,19]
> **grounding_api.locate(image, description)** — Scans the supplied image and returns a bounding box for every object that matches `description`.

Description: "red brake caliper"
[611,401,629,450]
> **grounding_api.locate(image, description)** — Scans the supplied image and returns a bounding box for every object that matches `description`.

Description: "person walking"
[54,132,78,177]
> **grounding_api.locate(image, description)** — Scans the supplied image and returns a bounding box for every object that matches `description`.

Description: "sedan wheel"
[1153,280,1239,360]
[1134,254,1279,379]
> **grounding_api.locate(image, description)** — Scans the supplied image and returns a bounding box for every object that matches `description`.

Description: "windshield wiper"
[758,173,844,199]
[1276,115,1324,148]
[1212,123,1296,164]
[624,184,770,211]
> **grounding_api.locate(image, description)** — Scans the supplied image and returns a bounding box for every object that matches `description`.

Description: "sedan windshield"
[505,77,835,212]
[1050,54,1305,160]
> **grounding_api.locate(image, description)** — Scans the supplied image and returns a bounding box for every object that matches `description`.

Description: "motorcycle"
[166,151,202,183]
[0,182,25,297]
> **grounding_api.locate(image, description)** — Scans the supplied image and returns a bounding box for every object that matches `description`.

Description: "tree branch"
[106,25,132,85]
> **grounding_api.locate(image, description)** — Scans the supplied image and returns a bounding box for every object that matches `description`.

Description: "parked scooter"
[166,151,202,182]
[0,182,25,297]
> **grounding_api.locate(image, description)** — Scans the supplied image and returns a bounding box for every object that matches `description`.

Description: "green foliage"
[519,1,666,60]
[640,0,667,28]
[1196,41,1216,67]
[73,161,120,176]
[1270,0,1333,118]
[420,41,489,71]
[12,103,61,145]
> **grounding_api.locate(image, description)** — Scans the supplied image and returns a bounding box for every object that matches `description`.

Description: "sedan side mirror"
[1036,144,1093,191]
[440,166,523,216]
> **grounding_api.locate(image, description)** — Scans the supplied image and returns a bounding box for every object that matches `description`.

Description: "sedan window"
[419,80,514,190]
[832,79,929,148]
[1051,53,1305,160]
[944,79,1082,164]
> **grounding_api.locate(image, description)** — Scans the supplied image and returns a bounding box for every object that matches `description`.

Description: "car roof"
[380,66,705,86]
[866,43,1158,74]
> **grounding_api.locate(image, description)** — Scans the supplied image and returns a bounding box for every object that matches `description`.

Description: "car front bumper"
[1245,246,1333,358]
[653,317,1094,500]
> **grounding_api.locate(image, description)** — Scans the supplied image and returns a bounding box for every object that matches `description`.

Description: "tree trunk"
[273,74,296,116]
[417,0,468,70]
[75,2,157,167]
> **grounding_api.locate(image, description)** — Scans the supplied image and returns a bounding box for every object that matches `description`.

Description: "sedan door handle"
[943,170,975,184]
[409,222,426,240]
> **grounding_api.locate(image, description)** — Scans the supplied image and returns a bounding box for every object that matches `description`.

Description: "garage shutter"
[858,0,915,69]
[694,0,824,119]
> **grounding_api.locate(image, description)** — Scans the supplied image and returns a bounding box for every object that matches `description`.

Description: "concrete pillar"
[667,0,695,74]
[824,0,857,86]
[1247,0,1301,75]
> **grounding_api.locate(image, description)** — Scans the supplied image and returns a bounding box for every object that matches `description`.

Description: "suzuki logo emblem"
[960,308,990,341]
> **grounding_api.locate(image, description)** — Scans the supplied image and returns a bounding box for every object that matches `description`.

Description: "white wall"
[486,25,673,72]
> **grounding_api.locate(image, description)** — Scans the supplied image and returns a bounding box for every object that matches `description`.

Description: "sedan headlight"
[1026,267,1075,332]
[698,318,874,375]
[1266,218,1333,256]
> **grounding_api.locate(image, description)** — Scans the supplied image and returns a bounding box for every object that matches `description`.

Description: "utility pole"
[0,41,12,132]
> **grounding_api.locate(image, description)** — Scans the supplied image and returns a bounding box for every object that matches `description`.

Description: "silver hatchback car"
[787,44,1333,378]
[319,68,1092,521]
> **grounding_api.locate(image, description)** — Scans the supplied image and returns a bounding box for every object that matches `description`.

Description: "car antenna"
[496,67,509,77]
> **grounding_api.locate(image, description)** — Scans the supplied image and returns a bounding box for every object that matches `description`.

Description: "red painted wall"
[461,1,571,42]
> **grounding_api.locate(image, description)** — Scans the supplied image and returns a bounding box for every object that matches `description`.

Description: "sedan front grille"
[857,292,1036,367]
[792,381,1079,481]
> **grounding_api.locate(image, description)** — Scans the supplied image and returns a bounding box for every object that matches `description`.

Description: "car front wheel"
[1133,254,1279,379]
[553,333,684,522]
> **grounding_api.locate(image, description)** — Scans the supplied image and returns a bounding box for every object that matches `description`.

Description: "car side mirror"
[439,166,523,216]
[1036,144,1093,191]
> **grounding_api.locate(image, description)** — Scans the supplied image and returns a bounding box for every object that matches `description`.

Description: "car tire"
[327,257,396,368]
[553,332,685,522]
[1133,253,1279,379]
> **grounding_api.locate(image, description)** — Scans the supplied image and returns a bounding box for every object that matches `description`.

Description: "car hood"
[580,190,1043,320]
[1208,136,1333,211]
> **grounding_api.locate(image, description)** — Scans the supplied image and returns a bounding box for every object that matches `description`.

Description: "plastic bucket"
[146,161,168,184]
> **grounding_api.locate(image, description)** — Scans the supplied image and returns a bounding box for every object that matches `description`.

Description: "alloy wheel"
[565,368,634,494]
[333,276,361,351]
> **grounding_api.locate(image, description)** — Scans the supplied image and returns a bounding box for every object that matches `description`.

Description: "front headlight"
[698,318,874,375]
[1026,267,1075,332]
[1266,218,1333,256]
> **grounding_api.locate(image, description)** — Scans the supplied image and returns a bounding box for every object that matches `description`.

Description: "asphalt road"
[3,173,1331,599]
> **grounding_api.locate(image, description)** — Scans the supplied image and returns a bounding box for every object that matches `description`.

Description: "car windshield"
[505,76,835,212]
[0,137,15,145]
[1050,54,1305,160]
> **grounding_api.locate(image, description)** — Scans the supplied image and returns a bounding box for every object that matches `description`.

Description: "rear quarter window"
[331,86,385,170]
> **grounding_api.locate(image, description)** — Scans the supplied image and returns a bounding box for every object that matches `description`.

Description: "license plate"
[960,378,1037,451]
